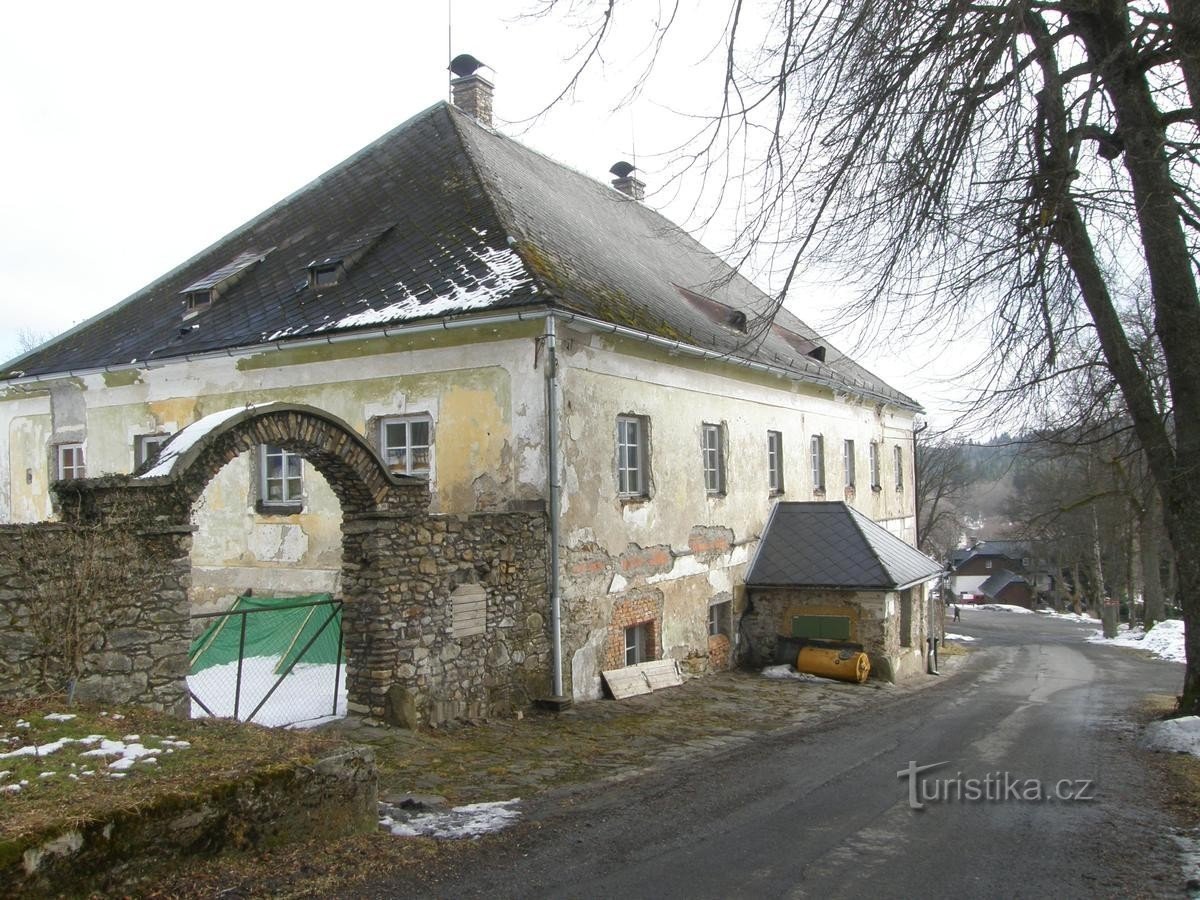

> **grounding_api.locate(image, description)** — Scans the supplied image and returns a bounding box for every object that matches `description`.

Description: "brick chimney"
[449,54,493,126]
[609,160,645,200]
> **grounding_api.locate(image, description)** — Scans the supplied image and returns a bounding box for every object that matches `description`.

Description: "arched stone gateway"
[37,403,551,725]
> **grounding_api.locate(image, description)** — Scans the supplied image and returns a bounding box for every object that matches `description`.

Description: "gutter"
[544,313,566,703]
[1,306,919,411]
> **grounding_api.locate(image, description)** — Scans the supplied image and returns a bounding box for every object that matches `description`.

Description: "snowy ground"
[944,633,977,642]
[0,712,190,794]
[973,603,1035,614]
[1142,716,1200,756]
[378,799,522,838]
[188,656,347,728]
[1086,619,1186,663]
[761,664,821,682]
[1035,609,1097,623]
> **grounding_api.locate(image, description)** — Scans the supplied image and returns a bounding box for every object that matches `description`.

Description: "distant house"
[977,570,1034,608]
[0,61,929,719]
[951,540,1050,601]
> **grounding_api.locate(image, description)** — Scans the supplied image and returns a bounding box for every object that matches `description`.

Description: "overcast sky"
[1,0,967,425]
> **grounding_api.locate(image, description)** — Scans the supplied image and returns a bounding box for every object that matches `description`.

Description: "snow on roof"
[140,405,260,478]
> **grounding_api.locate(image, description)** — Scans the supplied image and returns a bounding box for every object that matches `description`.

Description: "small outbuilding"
[741,502,943,681]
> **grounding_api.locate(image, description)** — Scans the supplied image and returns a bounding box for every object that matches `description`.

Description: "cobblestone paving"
[323,667,954,805]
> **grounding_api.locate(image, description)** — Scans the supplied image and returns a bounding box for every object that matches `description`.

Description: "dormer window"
[184,291,212,315]
[306,224,393,291]
[179,249,269,319]
[310,262,343,288]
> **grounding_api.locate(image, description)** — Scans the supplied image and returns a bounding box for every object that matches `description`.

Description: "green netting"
[189,593,342,675]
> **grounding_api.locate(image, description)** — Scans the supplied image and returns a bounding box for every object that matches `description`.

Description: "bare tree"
[914,428,971,559]
[541,1,1200,710]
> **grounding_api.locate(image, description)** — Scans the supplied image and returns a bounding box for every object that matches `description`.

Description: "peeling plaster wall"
[0,327,547,615]
[555,325,919,700]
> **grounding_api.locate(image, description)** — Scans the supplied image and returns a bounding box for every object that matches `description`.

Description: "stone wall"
[8,746,377,895]
[741,588,889,674]
[342,509,550,726]
[0,521,192,715]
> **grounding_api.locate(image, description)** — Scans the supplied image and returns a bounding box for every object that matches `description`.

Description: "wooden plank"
[641,659,683,690]
[601,659,683,699]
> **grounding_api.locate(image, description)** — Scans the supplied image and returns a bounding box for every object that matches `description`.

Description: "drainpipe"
[545,313,565,700]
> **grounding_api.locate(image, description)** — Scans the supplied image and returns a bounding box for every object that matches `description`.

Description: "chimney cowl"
[609,161,645,200]
[449,53,494,126]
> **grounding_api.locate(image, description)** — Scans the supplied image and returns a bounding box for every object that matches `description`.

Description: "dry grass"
[0,696,341,847]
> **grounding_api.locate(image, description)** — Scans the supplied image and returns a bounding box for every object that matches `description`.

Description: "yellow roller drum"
[795,646,871,683]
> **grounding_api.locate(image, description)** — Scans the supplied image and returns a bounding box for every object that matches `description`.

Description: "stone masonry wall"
[741,588,888,673]
[341,509,550,726]
[0,523,192,715]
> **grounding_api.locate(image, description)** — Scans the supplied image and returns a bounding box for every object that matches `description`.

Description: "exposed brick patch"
[707,634,732,671]
[566,543,613,578]
[603,590,664,671]
[618,543,673,578]
[687,525,734,558]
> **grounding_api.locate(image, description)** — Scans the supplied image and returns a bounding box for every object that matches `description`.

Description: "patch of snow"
[0,735,102,759]
[321,244,531,332]
[140,405,260,478]
[2,784,20,794]
[122,734,140,742]
[188,656,347,728]
[379,798,521,839]
[944,633,977,642]
[1035,610,1095,622]
[1142,716,1200,756]
[38,771,55,779]
[43,713,77,722]
[1087,619,1185,663]
[761,665,820,682]
[975,604,1035,614]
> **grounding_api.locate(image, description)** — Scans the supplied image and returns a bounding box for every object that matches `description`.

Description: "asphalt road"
[361,611,1190,899]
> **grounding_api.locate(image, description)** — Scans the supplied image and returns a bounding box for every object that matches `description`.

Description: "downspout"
[545,313,565,699]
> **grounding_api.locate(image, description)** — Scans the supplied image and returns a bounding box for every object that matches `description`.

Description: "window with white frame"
[708,600,732,638]
[810,435,825,491]
[702,422,726,495]
[869,442,881,489]
[259,444,303,507]
[380,415,432,477]
[767,430,784,494]
[625,622,651,666]
[136,434,171,467]
[56,443,86,480]
[617,415,648,497]
[894,444,904,491]
[843,439,856,488]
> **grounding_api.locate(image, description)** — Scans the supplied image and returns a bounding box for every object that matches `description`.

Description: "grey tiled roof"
[3,103,918,410]
[745,501,943,590]
[979,569,1028,598]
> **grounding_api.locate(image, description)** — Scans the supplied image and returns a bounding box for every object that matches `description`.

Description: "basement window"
[811,434,826,491]
[380,415,433,478]
[135,433,171,467]
[257,444,304,513]
[708,601,732,638]
[617,415,650,498]
[702,423,726,495]
[767,430,784,495]
[56,443,86,480]
[625,622,651,666]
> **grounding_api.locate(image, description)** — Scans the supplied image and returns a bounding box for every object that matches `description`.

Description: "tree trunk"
[1141,491,1166,631]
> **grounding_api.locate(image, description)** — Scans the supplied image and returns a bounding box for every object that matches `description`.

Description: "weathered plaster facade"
[0,315,921,708]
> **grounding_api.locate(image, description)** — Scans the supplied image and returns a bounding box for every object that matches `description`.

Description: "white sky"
[0,0,965,425]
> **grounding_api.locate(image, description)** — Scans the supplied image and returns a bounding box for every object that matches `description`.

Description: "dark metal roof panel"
[746,501,941,590]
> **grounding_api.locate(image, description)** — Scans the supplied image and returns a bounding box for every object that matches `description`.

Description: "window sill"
[871,485,882,492]
[768,490,785,498]
[619,494,650,505]
[256,501,303,516]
